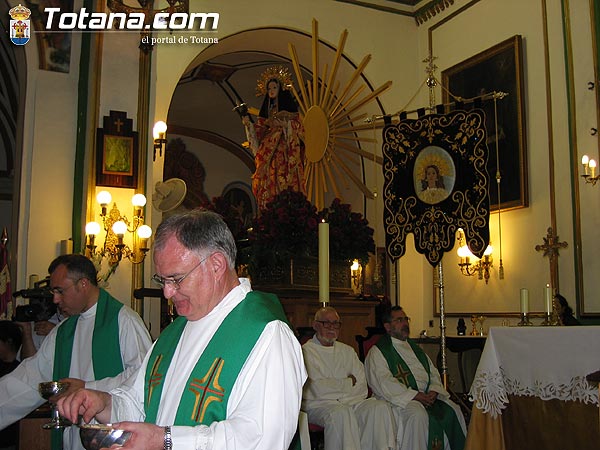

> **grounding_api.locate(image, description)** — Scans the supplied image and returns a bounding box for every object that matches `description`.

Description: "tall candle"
[60,239,73,255]
[319,221,329,305]
[520,288,529,314]
[544,284,552,314]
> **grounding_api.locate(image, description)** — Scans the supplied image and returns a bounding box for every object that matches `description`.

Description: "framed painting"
[96,111,138,188]
[442,35,528,211]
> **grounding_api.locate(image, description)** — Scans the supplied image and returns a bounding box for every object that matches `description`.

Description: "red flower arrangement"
[247,189,375,269]
[249,189,319,267]
[320,198,375,265]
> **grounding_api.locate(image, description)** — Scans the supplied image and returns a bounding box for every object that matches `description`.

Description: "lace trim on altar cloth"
[469,368,599,418]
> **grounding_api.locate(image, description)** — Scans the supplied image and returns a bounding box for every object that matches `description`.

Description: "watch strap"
[163,426,172,450]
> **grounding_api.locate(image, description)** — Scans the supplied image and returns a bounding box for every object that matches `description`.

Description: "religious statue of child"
[240,66,306,211]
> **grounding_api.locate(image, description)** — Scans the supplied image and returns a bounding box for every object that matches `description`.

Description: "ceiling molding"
[334,0,455,25]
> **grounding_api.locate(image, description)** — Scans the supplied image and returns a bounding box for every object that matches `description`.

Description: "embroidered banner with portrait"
[382,110,490,266]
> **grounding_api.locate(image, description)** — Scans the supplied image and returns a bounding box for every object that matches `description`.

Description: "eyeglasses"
[151,256,208,290]
[315,320,342,329]
[49,278,82,296]
[391,316,411,323]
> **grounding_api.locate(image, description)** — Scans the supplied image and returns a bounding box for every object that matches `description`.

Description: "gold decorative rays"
[288,19,392,210]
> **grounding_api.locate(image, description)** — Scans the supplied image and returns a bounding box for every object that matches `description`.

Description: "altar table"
[466,326,600,450]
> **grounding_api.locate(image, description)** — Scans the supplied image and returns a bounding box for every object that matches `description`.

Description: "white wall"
[14,0,599,335]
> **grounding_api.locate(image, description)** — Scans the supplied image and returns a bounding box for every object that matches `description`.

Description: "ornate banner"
[382,110,490,266]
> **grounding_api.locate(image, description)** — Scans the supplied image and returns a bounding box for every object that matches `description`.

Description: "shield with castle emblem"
[9,4,31,46]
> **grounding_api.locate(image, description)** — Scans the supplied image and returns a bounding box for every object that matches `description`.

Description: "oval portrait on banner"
[413,146,456,205]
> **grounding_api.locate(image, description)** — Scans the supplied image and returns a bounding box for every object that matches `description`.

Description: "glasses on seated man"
[315,320,342,329]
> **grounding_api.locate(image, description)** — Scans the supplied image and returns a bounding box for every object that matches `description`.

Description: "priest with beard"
[365,306,466,450]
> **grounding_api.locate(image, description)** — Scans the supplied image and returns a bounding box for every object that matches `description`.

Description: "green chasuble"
[52,289,124,449]
[144,291,301,450]
[145,290,286,423]
[376,334,465,450]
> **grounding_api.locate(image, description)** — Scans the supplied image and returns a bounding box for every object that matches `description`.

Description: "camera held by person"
[12,277,56,323]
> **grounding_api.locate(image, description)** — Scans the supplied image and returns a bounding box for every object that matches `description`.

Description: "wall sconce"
[580,154,599,185]
[456,229,494,284]
[153,121,168,161]
[350,259,362,294]
[85,191,152,273]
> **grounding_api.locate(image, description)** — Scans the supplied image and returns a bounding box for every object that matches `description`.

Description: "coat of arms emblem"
[9,4,31,46]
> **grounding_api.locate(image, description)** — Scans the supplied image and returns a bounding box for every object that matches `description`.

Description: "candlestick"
[544,284,552,315]
[520,288,529,314]
[319,221,329,305]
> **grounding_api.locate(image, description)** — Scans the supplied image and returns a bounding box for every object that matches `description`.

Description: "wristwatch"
[163,426,172,450]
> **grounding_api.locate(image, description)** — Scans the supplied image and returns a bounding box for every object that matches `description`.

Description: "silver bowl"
[79,424,132,450]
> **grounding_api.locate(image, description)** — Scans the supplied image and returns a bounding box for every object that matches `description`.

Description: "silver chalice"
[38,381,72,429]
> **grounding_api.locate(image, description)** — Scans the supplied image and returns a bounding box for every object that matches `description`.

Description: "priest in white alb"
[365,306,466,450]
[302,306,396,450]
[0,254,152,450]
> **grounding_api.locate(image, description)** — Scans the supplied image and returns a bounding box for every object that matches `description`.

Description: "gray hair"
[314,306,339,321]
[153,209,237,268]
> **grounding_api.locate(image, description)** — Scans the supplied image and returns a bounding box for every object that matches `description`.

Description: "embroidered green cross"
[147,355,164,405]
[395,363,411,387]
[189,357,226,422]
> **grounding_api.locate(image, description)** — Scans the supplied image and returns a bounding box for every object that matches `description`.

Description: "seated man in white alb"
[365,306,466,450]
[302,306,396,450]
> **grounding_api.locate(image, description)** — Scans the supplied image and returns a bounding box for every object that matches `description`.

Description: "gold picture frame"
[442,35,528,211]
[96,111,138,188]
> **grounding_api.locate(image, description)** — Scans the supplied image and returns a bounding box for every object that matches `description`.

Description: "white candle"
[28,274,39,289]
[520,288,529,314]
[319,221,329,305]
[544,284,552,314]
[60,239,73,255]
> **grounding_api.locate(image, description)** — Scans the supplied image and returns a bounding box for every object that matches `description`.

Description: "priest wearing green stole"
[58,210,307,450]
[0,254,153,450]
[365,307,466,450]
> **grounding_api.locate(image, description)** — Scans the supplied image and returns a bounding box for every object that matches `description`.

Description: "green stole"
[52,289,124,450]
[144,290,301,450]
[376,334,465,450]
[144,291,284,424]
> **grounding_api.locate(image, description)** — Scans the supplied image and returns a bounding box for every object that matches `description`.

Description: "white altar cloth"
[468,326,600,418]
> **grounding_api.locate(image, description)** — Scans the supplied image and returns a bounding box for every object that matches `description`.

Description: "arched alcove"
[165,26,388,215]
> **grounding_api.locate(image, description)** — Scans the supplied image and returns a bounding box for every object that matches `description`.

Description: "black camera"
[14,297,57,322]
[12,277,56,322]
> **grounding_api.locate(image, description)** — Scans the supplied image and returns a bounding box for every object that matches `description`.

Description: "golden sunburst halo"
[255,65,294,97]
[288,19,392,210]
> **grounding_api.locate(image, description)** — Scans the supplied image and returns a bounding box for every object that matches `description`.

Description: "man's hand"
[51,378,85,403]
[56,388,112,424]
[108,422,165,450]
[14,321,33,334]
[34,320,56,336]
[414,391,438,408]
